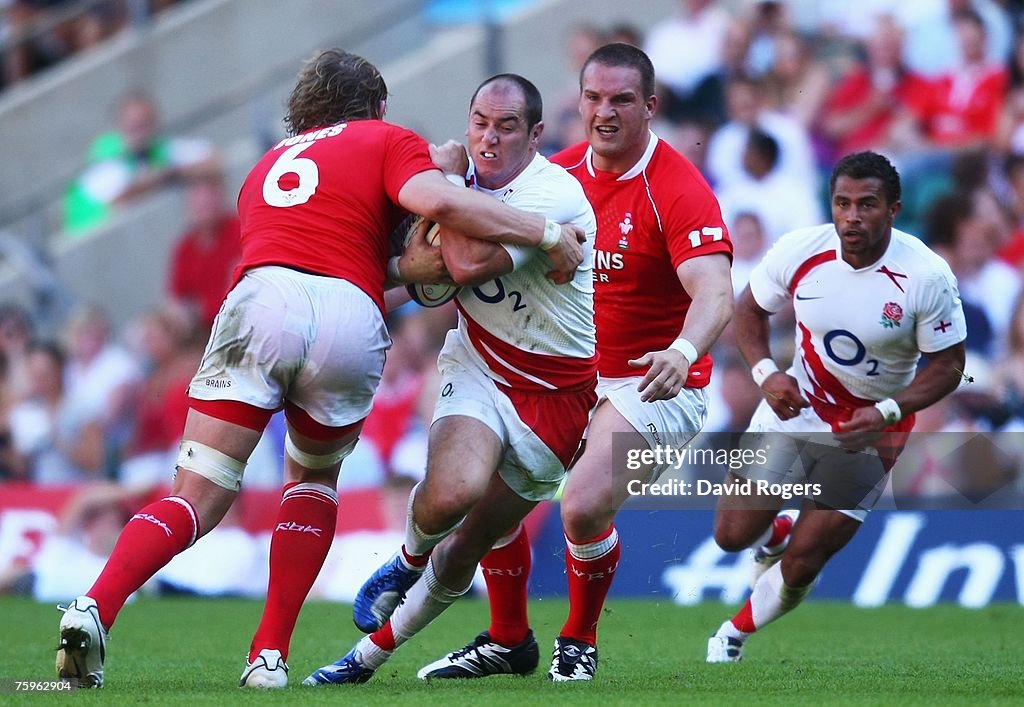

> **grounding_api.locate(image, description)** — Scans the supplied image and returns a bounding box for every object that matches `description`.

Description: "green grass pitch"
[3,596,1023,705]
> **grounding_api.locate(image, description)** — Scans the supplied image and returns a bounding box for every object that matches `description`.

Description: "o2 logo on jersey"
[823,329,880,377]
[472,278,526,312]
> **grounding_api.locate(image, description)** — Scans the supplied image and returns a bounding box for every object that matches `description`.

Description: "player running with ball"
[304,72,599,686]
[414,43,734,683]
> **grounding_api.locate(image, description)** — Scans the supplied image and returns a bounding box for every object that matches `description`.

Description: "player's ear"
[531,121,544,144]
[645,93,658,120]
[889,199,902,221]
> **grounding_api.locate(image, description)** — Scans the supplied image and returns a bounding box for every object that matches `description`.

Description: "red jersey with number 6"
[552,133,732,386]
[235,120,438,312]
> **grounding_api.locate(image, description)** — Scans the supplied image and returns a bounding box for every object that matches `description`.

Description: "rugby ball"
[406,221,460,308]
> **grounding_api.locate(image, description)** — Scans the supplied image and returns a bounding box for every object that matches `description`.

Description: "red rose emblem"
[883,302,903,322]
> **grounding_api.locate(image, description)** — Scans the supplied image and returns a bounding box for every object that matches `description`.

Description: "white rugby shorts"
[188,266,389,428]
[594,375,708,479]
[431,331,595,502]
[742,400,889,522]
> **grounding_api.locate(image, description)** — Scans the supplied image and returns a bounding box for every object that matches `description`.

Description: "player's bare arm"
[835,341,966,449]
[629,253,733,402]
[397,170,585,283]
[440,229,514,287]
[734,285,810,420]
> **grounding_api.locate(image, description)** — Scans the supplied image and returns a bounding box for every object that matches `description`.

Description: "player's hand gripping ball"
[405,218,460,308]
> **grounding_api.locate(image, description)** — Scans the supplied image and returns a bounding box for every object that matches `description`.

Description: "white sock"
[749,562,814,630]
[388,559,469,648]
[403,483,463,557]
[354,634,392,670]
[716,620,750,642]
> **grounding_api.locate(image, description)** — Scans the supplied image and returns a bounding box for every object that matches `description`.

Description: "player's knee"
[415,484,476,534]
[560,494,607,541]
[713,516,756,553]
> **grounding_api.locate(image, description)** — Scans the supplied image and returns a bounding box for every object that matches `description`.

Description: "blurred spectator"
[167,172,242,329]
[542,22,604,154]
[716,127,824,244]
[997,33,1024,157]
[817,16,932,162]
[0,303,34,402]
[706,75,818,189]
[996,154,1024,267]
[62,90,217,235]
[644,0,730,124]
[914,8,1008,151]
[901,0,1012,79]
[0,482,151,600]
[668,121,713,177]
[727,211,769,295]
[2,1,189,92]
[2,0,123,89]
[993,292,1024,424]
[926,190,1021,352]
[8,341,106,483]
[743,0,790,78]
[63,303,142,428]
[115,302,201,485]
[760,30,830,130]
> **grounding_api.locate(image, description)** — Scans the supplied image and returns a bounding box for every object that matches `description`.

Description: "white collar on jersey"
[467,152,547,195]
[584,130,659,180]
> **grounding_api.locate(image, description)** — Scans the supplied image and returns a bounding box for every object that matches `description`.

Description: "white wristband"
[387,256,404,284]
[668,337,698,365]
[750,358,779,387]
[540,219,562,251]
[874,398,902,425]
[445,173,465,187]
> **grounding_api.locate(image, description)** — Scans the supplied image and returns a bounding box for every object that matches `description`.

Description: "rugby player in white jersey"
[706,150,967,663]
[418,43,736,683]
[304,73,598,685]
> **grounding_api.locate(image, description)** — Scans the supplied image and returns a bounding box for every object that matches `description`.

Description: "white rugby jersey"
[455,152,597,391]
[748,224,966,418]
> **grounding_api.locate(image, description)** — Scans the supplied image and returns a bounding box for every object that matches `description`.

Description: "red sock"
[370,621,396,651]
[401,545,429,568]
[765,513,794,549]
[480,524,531,646]
[731,600,756,633]
[88,496,199,629]
[249,482,338,662]
[560,525,620,646]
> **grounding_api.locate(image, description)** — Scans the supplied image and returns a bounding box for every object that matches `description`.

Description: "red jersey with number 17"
[235,120,438,312]
[552,133,732,386]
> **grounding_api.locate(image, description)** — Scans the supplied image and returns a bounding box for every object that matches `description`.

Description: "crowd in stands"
[2,0,1024,597]
[0,0,186,92]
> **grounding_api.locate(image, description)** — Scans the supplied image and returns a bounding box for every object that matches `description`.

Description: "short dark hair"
[580,42,656,99]
[747,128,780,171]
[470,74,543,130]
[829,151,902,205]
[285,49,388,135]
